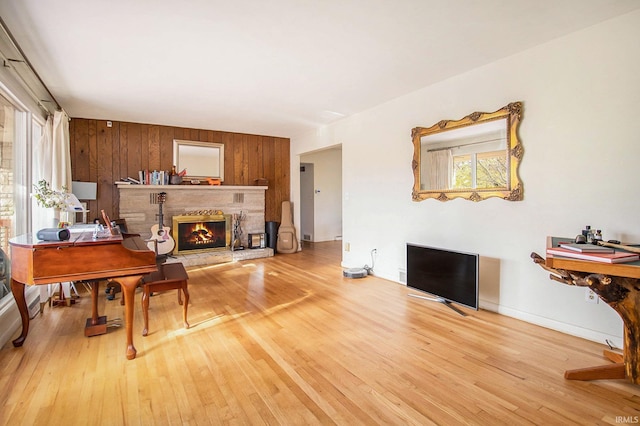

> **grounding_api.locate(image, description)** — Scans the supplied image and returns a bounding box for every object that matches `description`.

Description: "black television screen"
[406,243,479,311]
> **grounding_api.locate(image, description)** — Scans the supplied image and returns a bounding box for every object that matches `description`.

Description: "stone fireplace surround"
[117,184,273,266]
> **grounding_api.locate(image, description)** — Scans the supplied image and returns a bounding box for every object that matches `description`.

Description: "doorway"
[299,146,342,243]
[300,163,314,241]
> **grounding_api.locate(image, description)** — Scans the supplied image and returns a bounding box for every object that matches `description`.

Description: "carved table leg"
[182,285,190,329]
[112,275,143,360]
[10,278,28,347]
[141,287,150,337]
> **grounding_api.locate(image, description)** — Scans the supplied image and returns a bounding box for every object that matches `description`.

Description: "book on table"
[547,247,639,263]
[559,243,614,253]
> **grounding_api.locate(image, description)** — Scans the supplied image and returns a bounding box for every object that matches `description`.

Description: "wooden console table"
[531,237,640,383]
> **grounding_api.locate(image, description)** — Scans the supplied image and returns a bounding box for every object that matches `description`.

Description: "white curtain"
[33,110,72,299]
[425,149,452,190]
[33,110,71,230]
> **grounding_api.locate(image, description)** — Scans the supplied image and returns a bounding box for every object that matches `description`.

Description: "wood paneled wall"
[69,119,290,224]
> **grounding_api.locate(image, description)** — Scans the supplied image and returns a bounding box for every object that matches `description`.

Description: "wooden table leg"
[182,285,190,329]
[141,287,150,337]
[564,363,626,381]
[564,348,627,381]
[112,275,143,360]
[10,278,28,347]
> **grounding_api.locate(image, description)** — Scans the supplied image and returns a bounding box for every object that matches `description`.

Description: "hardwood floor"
[1,241,639,425]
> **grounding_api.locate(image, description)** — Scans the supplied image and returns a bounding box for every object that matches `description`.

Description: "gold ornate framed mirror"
[411,102,523,202]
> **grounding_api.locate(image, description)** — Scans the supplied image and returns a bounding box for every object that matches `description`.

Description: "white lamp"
[71,181,97,224]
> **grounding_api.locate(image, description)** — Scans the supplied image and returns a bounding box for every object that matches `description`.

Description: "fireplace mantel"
[117,184,267,191]
[117,185,268,246]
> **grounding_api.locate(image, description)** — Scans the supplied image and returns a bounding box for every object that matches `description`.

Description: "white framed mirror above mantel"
[173,139,224,181]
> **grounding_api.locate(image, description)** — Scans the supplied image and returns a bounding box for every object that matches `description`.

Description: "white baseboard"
[480,300,623,348]
[0,296,21,348]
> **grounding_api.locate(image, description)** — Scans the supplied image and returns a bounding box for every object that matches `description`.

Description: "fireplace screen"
[172,214,231,254]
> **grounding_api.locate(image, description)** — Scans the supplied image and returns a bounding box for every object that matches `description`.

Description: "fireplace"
[172,213,232,254]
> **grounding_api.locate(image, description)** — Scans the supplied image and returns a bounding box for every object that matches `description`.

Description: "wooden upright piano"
[9,230,157,360]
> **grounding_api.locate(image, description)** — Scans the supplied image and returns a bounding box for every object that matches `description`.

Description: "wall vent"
[233,193,244,203]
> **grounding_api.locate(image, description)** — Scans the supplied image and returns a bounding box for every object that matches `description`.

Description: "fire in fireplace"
[172,213,232,254]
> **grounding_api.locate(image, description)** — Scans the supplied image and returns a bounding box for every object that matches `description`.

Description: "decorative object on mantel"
[254,178,269,186]
[531,236,640,383]
[169,165,183,185]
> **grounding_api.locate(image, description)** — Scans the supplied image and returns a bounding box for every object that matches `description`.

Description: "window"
[0,86,41,316]
[452,149,507,190]
[0,93,16,303]
[0,94,15,257]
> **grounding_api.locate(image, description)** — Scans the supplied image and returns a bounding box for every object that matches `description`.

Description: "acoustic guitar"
[147,192,175,255]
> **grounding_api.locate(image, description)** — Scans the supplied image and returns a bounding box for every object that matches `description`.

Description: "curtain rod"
[0,15,67,118]
[426,137,505,153]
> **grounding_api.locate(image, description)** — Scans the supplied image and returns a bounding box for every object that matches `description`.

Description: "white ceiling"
[1,0,638,138]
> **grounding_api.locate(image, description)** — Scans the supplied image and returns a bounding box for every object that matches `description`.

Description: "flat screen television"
[406,243,479,314]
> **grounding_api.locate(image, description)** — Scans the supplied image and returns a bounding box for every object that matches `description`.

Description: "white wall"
[290,10,640,346]
[300,147,342,242]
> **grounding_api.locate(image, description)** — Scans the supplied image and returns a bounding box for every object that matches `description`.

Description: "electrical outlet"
[345,242,350,252]
[585,288,599,304]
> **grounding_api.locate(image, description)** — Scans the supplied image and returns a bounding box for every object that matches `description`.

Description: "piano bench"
[140,262,190,337]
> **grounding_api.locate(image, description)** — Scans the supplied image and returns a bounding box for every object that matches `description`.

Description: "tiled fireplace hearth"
[117,184,273,266]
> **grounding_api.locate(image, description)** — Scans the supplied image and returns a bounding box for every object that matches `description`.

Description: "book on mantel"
[546,246,639,263]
